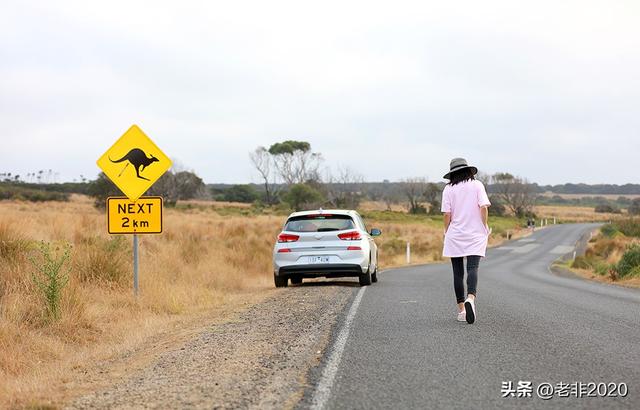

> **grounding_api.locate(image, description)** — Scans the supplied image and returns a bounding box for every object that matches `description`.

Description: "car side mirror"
[370,228,382,237]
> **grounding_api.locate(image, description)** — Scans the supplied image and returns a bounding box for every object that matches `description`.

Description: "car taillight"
[278,233,299,243]
[338,231,361,241]
[277,248,292,253]
[347,246,362,251]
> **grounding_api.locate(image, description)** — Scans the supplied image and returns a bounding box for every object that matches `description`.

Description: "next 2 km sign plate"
[107,197,163,234]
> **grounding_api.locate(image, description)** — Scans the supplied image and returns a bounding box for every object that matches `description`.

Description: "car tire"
[359,268,372,286]
[291,276,302,285]
[274,272,288,288]
[371,268,378,283]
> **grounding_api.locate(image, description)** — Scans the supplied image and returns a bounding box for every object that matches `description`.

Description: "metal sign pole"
[133,234,139,295]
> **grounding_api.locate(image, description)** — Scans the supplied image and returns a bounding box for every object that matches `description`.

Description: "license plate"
[308,256,330,264]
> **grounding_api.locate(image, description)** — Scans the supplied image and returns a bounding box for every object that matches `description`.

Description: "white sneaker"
[464,298,476,324]
[457,310,466,322]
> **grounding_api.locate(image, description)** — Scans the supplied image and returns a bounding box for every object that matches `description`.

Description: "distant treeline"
[210,182,640,199]
[535,183,640,195]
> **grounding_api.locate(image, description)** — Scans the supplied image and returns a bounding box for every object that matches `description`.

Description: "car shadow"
[294,279,361,288]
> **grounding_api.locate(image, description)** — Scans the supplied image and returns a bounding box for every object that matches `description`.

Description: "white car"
[272,209,381,287]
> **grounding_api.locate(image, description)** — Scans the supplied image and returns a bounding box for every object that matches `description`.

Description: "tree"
[249,147,275,204]
[401,178,428,214]
[283,183,324,211]
[148,170,205,206]
[268,140,322,185]
[423,183,442,215]
[490,172,536,217]
[324,166,363,209]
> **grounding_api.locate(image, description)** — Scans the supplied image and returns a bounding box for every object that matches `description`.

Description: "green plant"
[571,256,591,269]
[612,218,640,238]
[28,242,71,320]
[600,224,618,237]
[616,244,640,278]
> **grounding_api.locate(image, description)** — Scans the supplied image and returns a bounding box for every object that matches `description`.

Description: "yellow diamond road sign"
[97,125,172,201]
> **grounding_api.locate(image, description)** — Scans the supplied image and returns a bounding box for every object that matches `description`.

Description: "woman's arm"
[481,205,489,229]
[444,212,451,234]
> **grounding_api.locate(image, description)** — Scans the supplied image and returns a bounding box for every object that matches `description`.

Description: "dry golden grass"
[0,196,280,407]
[534,205,624,222]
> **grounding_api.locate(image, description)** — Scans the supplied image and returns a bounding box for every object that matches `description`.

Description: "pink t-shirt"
[441,179,491,257]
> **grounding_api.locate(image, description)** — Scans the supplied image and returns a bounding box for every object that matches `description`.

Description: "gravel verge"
[67,283,356,409]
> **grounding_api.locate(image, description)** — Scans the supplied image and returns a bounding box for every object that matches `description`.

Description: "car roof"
[286,209,358,219]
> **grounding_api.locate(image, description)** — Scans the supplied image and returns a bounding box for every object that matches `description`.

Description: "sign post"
[97,125,171,295]
[133,234,139,295]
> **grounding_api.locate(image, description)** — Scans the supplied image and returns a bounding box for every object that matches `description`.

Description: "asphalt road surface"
[303,223,639,409]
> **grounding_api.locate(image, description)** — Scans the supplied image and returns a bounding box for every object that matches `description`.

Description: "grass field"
[0,196,528,406]
[534,205,625,223]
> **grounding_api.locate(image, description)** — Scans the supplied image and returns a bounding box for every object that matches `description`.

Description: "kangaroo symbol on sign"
[109,148,159,181]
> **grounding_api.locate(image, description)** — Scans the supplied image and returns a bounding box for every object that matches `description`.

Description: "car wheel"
[274,272,288,288]
[371,267,378,283]
[359,268,372,286]
[291,276,302,285]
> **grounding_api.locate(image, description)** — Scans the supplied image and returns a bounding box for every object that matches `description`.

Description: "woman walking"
[441,158,491,324]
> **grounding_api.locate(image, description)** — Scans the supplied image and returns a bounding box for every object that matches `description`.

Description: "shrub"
[629,198,640,215]
[28,242,71,320]
[488,198,506,217]
[282,183,324,211]
[600,224,618,237]
[612,219,640,238]
[616,244,640,278]
[594,204,621,214]
[219,185,260,203]
[571,256,591,269]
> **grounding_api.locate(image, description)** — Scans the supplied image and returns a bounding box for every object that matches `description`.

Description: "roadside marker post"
[97,125,171,296]
[406,242,411,264]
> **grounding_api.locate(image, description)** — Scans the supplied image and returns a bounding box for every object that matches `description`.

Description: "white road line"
[511,243,540,254]
[550,245,575,254]
[310,286,366,410]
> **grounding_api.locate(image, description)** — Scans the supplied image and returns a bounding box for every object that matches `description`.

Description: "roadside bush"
[612,219,640,238]
[571,256,591,269]
[600,224,618,237]
[616,244,640,278]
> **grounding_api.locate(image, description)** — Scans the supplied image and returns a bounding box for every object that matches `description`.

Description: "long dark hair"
[448,168,475,186]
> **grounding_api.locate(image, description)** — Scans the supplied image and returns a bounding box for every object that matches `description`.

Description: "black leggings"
[450,255,481,304]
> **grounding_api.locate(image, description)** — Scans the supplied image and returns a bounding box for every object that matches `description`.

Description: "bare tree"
[401,177,428,214]
[490,172,535,217]
[249,147,275,204]
[423,182,442,215]
[325,166,364,209]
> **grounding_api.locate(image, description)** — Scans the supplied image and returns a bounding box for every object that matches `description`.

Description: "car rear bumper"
[277,263,365,278]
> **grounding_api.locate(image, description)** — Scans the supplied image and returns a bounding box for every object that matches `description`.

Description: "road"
[302,223,640,409]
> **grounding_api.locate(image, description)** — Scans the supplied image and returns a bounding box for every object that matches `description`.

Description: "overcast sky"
[1,0,639,185]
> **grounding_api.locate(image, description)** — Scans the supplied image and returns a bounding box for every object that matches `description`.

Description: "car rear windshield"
[284,214,355,232]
